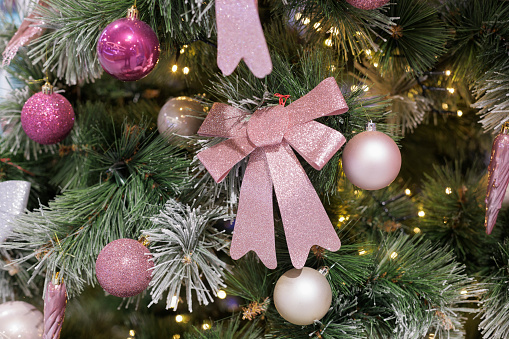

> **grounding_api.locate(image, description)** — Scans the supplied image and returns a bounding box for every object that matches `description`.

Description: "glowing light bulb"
[176,315,184,323]
[294,12,302,20]
[418,210,425,217]
[457,110,463,117]
[442,103,449,110]
[180,48,185,54]
[217,290,227,299]
[447,88,455,94]
[202,323,211,330]
[324,38,333,47]
[173,335,181,339]
[313,22,321,29]
[413,227,421,234]
[445,187,452,195]
[339,216,346,222]
[183,67,190,75]
[359,249,367,255]
[129,330,136,336]
[171,65,178,73]
[445,70,451,76]
[390,252,398,259]
[460,289,468,295]
[373,62,379,68]
[302,17,310,25]
[405,189,411,195]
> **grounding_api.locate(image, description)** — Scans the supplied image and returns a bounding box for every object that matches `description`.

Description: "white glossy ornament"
[157,97,204,137]
[0,301,43,338]
[273,267,332,325]
[342,123,401,190]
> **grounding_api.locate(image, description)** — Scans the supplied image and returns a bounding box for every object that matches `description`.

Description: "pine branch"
[143,199,230,313]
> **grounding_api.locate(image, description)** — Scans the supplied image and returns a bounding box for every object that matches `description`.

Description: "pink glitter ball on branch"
[21,83,75,145]
[346,0,389,10]
[95,238,154,298]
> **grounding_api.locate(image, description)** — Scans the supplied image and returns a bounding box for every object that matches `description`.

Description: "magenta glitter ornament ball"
[21,83,75,145]
[97,6,160,81]
[95,238,154,298]
[346,0,389,10]
[342,122,401,190]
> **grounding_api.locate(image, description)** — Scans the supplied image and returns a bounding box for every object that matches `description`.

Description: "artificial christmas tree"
[1,1,509,338]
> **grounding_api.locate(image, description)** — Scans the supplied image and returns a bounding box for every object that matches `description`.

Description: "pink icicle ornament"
[43,277,67,339]
[485,122,509,234]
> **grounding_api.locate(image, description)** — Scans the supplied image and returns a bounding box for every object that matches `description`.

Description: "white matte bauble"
[157,97,204,137]
[342,126,401,190]
[0,301,43,338]
[273,267,332,325]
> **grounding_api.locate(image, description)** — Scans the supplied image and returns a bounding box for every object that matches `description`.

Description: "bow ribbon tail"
[230,148,277,269]
[215,0,272,78]
[264,142,341,269]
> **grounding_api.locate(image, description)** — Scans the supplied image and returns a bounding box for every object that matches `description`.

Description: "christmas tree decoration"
[485,123,509,235]
[157,97,204,137]
[273,267,332,326]
[44,276,67,339]
[21,82,75,145]
[342,122,401,190]
[1,0,47,67]
[95,238,154,298]
[215,0,272,78]
[0,180,30,242]
[0,301,44,338]
[197,77,348,269]
[345,0,389,10]
[97,5,160,81]
[144,199,230,312]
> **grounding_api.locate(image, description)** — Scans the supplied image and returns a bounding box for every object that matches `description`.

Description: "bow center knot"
[247,105,289,148]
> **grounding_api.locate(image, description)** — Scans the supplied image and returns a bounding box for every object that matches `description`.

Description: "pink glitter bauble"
[342,130,401,190]
[97,17,160,81]
[346,0,389,10]
[95,238,154,298]
[21,92,75,145]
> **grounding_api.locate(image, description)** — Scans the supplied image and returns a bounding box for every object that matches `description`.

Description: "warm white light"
[302,17,310,25]
[183,67,190,75]
[445,187,452,195]
[457,110,463,117]
[183,44,188,48]
[217,290,227,299]
[405,189,411,195]
[359,249,367,256]
[171,65,178,73]
[180,48,185,54]
[339,216,346,222]
[442,103,449,110]
[202,323,211,330]
[313,22,321,29]
[390,252,398,259]
[413,227,421,234]
[324,38,333,47]
[418,210,425,217]
[294,12,302,21]
[129,330,136,336]
[373,62,379,68]
[460,289,468,295]
[329,27,339,35]
[330,65,336,71]
[445,70,451,76]
[176,315,184,323]
[447,87,455,94]
[173,335,181,339]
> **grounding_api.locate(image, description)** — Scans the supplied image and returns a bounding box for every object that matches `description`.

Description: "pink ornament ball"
[342,130,401,190]
[21,91,75,145]
[346,0,389,10]
[96,238,154,298]
[97,17,160,81]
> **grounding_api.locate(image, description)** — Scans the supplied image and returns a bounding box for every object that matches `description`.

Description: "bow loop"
[197,103,250,138]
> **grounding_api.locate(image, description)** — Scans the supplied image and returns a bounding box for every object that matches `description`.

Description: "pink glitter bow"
[215,0,272,78]
[197,77,348,269]
[2,0,48,67]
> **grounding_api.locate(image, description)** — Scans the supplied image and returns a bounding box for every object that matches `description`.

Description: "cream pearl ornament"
[273,267,332,325]
[342,122,401,190]
[157,97,204,137]
[0,301,43,338]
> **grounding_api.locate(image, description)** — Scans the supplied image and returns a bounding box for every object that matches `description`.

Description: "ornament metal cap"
[42,82,53,95]
[501,122,509,134]
[127,5,139,20]
[366,121,376,131]
[318,266,330,277]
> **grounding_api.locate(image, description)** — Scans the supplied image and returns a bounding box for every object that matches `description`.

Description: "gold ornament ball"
[273,267,332,325]
[157,97,204,137]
